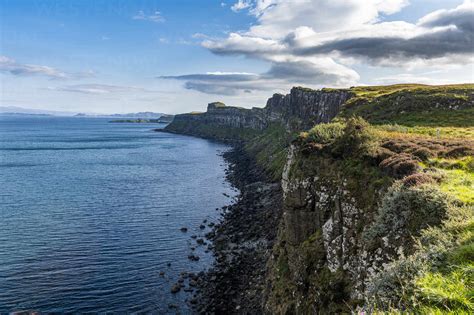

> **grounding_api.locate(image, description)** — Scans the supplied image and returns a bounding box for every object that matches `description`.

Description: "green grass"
[351,83,474,98]
[416,266,474,312]
[439,169,474,204]
[301,117,474,314]
[375,124,474,139]
[421,157,474,204]
[245,123,290,180]
[337,84,474,128]
[300,122,345,144]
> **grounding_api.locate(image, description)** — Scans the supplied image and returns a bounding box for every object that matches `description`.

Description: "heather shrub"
[444,146,474,158]
[381,139,414,153]
[412,147,437,161]
[379,153,421,178]
[402,173,435,187]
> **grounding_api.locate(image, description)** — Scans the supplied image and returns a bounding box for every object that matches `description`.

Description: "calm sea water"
[0,116,236,313]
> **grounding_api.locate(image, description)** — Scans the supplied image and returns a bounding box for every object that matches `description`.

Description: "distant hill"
[110,115,174,124]
[79,111,166,118]
[0,106,169,118]
[0,106,76,116]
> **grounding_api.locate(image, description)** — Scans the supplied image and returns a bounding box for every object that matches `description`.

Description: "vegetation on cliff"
[162,84,473,314]
[276,116,474,314]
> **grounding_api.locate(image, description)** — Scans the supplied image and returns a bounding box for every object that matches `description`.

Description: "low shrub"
[402,173,435,187]
[364,183,450,245]
[379,153,421,179]
[412,147,437,161]
[444,146,474,158]
[332,117,380,158]
[306,122,345,144]
[382,139,416,153]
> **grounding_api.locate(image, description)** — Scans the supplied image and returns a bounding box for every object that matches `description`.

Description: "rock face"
[264,141,449,313]
[264,88,353,130]
[164,87,353,138]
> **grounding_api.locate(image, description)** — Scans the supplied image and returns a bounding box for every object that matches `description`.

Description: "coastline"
[189,144,282,314]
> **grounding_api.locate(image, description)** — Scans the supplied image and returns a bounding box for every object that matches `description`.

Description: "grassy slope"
[338,84,474,138]
[299,117,474,314]
[300,91,474,313]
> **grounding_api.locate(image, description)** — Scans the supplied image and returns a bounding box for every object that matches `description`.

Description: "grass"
[351,83,474,97]
[300,122,345,144]
[337,84,474,128]
[412,203,474,314]
[416,267,474,312]
[422,156,474,204]
[245,123,290,180]
[375,124,474,139]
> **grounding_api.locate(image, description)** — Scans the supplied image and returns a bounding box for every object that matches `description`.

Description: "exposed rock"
[163,87,353,139]
[170,284,181,294]
[188,254,200,261]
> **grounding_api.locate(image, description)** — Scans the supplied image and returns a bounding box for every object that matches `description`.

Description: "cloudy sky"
[1,0,473,114]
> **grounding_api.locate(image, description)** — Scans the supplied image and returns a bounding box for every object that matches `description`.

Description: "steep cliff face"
[164,87,353,139]
[264,117,472,314]
[266,144,397,313]
[265,88,353,130]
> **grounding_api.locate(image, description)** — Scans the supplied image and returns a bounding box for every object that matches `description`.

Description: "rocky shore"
[188,145,282,314]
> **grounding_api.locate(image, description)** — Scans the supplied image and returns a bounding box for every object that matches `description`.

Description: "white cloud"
[232,0,410,39]
[132,10,165,23]
[161,1,472,98]
[0,55,94,80]
[294,1,473,66]
[231,0,252,12]
[49,84,152,95]
[202,33,285,56]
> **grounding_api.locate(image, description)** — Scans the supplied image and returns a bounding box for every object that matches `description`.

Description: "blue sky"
[1,0,473,114]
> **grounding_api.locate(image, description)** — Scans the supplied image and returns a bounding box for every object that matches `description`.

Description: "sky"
[1,0,473,114]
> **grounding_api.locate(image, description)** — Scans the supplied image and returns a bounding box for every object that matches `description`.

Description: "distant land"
[0,106,77,116]
[77,111,166,118]
[0,106,169,118]
[110,115,174,124]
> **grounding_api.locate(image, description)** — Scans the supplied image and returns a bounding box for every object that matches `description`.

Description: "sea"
[0,115,237,313]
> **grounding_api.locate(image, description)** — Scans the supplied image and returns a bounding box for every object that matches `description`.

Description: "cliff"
[161,84,474,314]
[267,119,473,313]
[164,87,353,140]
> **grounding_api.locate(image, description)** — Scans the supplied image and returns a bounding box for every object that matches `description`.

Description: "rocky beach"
[191,146,282,314]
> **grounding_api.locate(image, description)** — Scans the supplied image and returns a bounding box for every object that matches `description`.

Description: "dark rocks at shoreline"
[170,284,181,294]
[188,254,200,261]
[196,238,205,245]
[190,145,283,314]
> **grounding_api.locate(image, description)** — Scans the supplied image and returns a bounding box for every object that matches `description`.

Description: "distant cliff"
[164,87,353,140]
